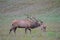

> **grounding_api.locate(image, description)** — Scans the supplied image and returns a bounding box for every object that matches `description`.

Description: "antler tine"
[32,17,38,22]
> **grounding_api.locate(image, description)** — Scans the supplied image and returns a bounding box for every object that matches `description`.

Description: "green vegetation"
[0,0,60,40]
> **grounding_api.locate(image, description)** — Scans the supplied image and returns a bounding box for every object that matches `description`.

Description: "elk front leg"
[28,28,31,34]
[25,28,28,34]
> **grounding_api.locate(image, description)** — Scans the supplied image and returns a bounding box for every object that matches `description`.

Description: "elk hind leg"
[9,27,13,34]
[13,27,17,33]
[9,27,17,34]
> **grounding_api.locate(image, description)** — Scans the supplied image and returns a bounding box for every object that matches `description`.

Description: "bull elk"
[9,17,47,34]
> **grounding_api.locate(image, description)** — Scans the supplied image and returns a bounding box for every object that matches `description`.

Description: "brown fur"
[9,18,47,34]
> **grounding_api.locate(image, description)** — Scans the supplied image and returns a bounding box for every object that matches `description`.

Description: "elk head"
[26,16,46,32]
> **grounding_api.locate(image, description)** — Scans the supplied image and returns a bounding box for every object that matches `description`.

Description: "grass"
[0,0,60,40]
[0,10,60,40]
